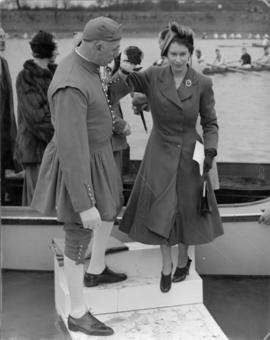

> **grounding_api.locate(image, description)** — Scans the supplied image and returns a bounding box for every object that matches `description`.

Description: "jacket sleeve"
[53,87,96,213]
[107,75,130,135]
[108,66,153,104]
[126,66,152,95]
[199,77,219,151]
[108,73,131,105]
[16,74,54,144]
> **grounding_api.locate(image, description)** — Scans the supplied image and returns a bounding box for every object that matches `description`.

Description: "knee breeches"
[64,223,92,264]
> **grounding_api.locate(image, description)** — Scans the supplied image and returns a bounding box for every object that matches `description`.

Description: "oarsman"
[255,46,270,66]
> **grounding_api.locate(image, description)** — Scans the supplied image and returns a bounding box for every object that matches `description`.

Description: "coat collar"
[74,50,100,75]
[158,65,199,109]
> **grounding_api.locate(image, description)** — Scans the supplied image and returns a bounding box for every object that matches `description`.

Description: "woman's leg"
[172,243,191,283]
[177,243,189,267]
[160,244,173,292]
[160,244,173,274]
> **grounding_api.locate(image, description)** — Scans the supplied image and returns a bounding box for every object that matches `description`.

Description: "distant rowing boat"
[202,64,270,75]
[252,42,270,48]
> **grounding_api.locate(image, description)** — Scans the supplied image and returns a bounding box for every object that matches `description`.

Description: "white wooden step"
[53,238,227,339]
[55,245,202,316]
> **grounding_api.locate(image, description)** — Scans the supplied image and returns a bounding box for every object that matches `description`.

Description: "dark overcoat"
[14,60,55,165]
[0,56,17,170]
[120,65,224,245]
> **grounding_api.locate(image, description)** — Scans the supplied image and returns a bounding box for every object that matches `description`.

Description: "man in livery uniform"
[32,17,132,336]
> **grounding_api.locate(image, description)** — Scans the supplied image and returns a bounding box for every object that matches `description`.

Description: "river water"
[3,37,270,162]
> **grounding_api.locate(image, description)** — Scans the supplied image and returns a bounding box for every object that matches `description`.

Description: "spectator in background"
[255,46,270,66]
[103,52,131,175]
[195,48,205,65]
[212,48,226,67]
[15,30,57,205]
[0,27,18,204]
[240,47,251,67]
[262,34,269,48]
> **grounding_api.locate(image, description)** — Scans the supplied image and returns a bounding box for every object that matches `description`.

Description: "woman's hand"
[79,207,102,230]
[132,92,149,114]
[203,148,217,174]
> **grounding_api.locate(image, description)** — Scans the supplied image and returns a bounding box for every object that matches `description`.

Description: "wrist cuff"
[205,148,217,158]
[120,67,130,75]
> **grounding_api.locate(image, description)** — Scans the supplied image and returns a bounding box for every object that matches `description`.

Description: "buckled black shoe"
[84,266,127,287]
[68,311,114,336]
[172,257,192,283]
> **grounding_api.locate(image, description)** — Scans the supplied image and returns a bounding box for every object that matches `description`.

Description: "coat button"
[177,144,181,148]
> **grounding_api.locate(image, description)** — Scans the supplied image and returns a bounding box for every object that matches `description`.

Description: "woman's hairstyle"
[159,27,169,41]
[29,30,57,59]
[161,22,194,57]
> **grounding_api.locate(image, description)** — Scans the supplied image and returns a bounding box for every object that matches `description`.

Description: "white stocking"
[64,256,88,318]
[86,221,114,275]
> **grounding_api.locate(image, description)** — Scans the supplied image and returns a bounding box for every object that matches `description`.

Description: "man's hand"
[113,118,131,136]
[122,122,131,136]
[259,209,270,225]
[79,206,102,230]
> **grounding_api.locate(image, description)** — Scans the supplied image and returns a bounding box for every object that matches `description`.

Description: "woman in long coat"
[15,30,57,205]
[119,23,224,293]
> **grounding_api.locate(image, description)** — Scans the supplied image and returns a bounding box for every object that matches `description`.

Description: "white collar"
[75,47,90,62]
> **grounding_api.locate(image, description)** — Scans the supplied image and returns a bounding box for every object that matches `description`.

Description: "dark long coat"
[0,56,17,169]
[14,60,55,165]
[119,65,224,245]
[0,56,18,203]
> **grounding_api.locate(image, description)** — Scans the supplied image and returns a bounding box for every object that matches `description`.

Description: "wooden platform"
[53,238,228,339]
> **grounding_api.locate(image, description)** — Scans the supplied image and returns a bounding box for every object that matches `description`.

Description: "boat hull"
[2,196,270,275]
[2,162,270,274]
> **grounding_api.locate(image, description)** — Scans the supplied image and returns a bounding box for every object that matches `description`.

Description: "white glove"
[79,206,102,230]
[123,122,132,136]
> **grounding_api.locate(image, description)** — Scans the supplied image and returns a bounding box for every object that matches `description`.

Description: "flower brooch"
[185,79,192,87]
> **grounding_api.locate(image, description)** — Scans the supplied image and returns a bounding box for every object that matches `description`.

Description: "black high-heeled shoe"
[160,265,173,293]
[172,257,192,283]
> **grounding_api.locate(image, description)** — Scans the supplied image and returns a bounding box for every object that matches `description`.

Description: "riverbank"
[1,9,270,37]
